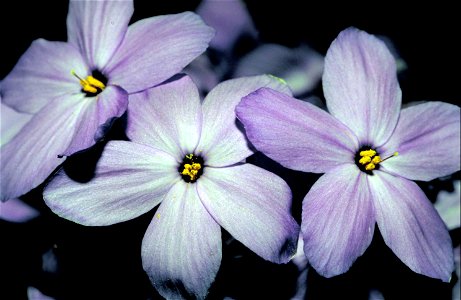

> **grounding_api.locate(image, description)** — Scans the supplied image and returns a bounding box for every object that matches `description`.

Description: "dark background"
[1,1,459,299]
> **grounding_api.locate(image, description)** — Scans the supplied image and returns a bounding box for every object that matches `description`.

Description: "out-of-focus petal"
[1,39,86,113]
[62,85,128,156]
[1,94,85,201]
[1,102,32,146]
[236,88,358,173]
[67,0,133,69]
[105,12,214,93]
[302,164,375,277]
[197,164,299,263]
[142,182,221,300]
[127,75,202,159]
[323,27,401,146]
[197,75,291,167]
[0,198,39,222]
[196,0,257,52]
[379,101,460,181]
[435,180,460,230]
[370,171,454,282]
[44,141,178,226]
[234,44,324,96]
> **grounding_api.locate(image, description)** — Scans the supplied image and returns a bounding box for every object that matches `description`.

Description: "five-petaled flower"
[0,0,214,201]
[44,74,300,299]
[236,27,460,281]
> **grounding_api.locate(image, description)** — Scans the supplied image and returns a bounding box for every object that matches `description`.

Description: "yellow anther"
[191,163,201,170]
[365,163,376,171]
[71,70,105,94]
[359,156,372,165]
[371,156,381,164]
[360,149,376,157]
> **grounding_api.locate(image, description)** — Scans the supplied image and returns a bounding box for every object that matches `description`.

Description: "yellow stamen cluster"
[359,149,398,171]
[181,154,202,181]
[72,71,105,94]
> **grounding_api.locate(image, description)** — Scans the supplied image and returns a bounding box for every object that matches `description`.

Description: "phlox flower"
[43,75,299,299]
[0,0,214,201]
[236,27,460,281]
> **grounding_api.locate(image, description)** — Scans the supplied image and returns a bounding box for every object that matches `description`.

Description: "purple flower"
[43,75,299,299]
[236,28,460,281]
[0,0,214,201]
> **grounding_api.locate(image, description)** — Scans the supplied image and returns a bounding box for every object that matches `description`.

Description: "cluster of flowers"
[1,1,459,299]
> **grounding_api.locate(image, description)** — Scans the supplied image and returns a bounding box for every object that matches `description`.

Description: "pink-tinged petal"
[198,75,292,167]
[67,0,133,69]
[301,164,375,277]
[379,101,460,181]
[197,164,299,263]
[1,102,32,146]
[435,180,460,230]
[127,75,201,158]
[196,0,257,52]
[323,27,401,146]
[44,141,178,226]
[0,198,39,223]
[142,182,221,300]
[1,39,87,113]
[62,85,128,156]
[369,171,454,282]
[236,88,359,173]
[234,44,324,96]
[105,12,214,93]
[1,94,84,201]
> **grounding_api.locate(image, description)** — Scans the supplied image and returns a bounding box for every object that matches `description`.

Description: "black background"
[1,1,459,299]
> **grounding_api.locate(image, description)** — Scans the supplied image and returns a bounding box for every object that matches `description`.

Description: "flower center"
[178,154,204,183]
[72,69,107,96]
[355,146,398,174]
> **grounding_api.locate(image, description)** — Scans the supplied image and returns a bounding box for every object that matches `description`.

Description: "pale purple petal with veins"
[0,198,39,222]
[379,101,460,181]
[370,171,454,282]
[302,164,375,277]
[1,40,87,113]
[1,102,32,146]
[127,75,202,159]
[197,75,292,167]
[44,141,179,226]
[323,27,401,146]
[142,182,221,300]
[197,164,299,263]
[105,12,214,93]
[67,0,133,69]
[236,88,359,173]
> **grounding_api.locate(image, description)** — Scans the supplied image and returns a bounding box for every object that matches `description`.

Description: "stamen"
[179,154,204,182]
[356,148,397,173]
[380,152,399,163]
[71,70,106,95]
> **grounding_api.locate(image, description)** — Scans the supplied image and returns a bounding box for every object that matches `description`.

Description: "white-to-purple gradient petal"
[44,141,179,226]
[1,94,84,201]
[369,171,454,282]
[67,0,133,69]
[62,85,128,156]
[127,75,202,159]
[1,102,32,146]
[1,39,87,113]
[0,198,40,222]
[323,27,401,146]
[302,164,375,277]
[104,12,214,94]
[236,88,359,173]
[142,181,221,300]
[197,75,292,167]
[378,101,460,181]
[197,164,299,263]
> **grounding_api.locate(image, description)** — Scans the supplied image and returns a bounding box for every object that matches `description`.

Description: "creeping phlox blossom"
[0,0,214,201]
[236,28,460,281]
[44,75,300,299]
